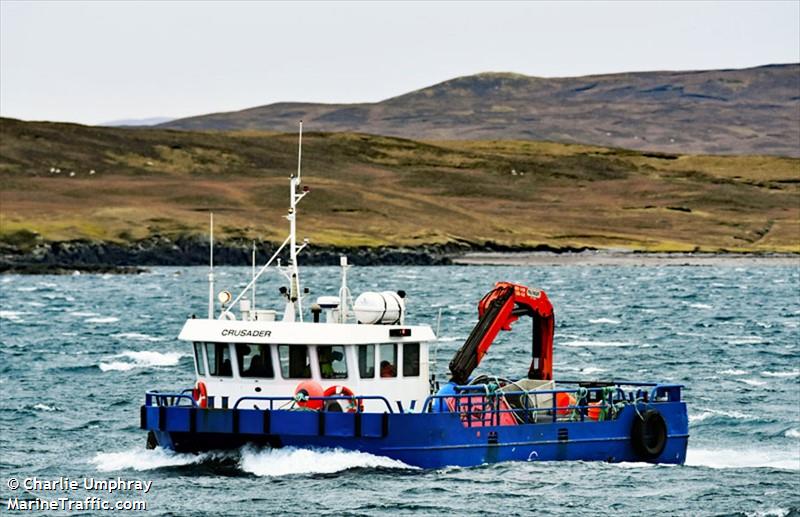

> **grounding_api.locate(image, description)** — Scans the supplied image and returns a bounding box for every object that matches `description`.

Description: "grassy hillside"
[1,117,798,253]
[162,64,800,157]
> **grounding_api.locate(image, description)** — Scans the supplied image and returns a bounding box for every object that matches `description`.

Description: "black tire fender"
[631,409,667,460]
[146,431,158,450]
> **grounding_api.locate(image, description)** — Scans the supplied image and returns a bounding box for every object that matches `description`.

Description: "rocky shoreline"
[2,236,795,274]
[0,236,594,273]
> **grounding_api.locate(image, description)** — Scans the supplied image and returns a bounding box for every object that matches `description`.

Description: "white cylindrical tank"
[354,291,405,325]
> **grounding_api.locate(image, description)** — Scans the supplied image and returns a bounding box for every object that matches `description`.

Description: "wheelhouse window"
[206,343,232,377]
[193,342,206,376]
[236,344,274,378]
[358,345,375,378]
[403,343,420,377]
[379,343,397,378]
[317,345,348,379]
[278,345,311,379]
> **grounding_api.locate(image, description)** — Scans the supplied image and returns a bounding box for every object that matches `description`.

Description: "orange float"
[294,380,324,410]
[555,391,576,416]
[587,401,603,421]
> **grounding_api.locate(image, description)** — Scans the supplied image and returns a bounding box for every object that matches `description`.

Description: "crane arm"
[449,282,554,385]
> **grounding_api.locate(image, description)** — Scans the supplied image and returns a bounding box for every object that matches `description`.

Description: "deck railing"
[145,381,681,425]
[144,390,395,413]
[421,381,683,427]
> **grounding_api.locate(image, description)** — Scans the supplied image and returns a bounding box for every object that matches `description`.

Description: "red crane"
[449,282,555,385]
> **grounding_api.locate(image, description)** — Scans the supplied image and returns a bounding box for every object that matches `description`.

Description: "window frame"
[236,343,275,379]
[205,342,233,378]
[378,343,398,378]
[316,345,349,380]
[193,342,207,376]
[402,342,421,377]
[357,344,376,379]
[277,344,312,379]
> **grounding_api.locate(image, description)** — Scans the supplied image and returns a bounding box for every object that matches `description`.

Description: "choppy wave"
[69,311,99,317]
[762,369,799,378]
[686,448,799,470]
[561,339,635,348]
[239,446,415,476]
[99,351,186,372]
[786,429,800,439]
[85,316,120,323]
[92,447,223,472]
[727,336,766,345]
[720,369,748,375]
[690,407,756,423]
[689,303,713,309]
[0,310,27,321]
[32,403,59,412]
[736,378,768,387]
[113,332,165,342]
[580,366,607,375]
[588,318,620,325]
[745,509,793,517]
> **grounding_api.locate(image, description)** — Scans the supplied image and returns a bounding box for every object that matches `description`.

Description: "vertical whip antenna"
[296,120,303,183]
[251,241,256,312]
[208,212,215,319]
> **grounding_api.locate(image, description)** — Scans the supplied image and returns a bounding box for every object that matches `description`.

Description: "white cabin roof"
[179,318,436,345]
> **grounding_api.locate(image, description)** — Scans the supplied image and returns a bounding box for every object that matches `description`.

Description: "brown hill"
[1,117,798,254]
[162,64,800,157]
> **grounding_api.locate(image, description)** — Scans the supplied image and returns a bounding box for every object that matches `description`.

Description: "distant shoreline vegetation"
[1,117,798,263]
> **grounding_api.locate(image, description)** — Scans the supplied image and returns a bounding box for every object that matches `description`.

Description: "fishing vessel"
[141,124,689,468]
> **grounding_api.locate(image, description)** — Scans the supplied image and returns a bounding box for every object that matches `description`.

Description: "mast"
[286,121,307,322]
[208,212,215,319]
[218,122,308,322]
[251,241,256,312]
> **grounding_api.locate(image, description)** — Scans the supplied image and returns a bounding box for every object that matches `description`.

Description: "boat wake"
[239,446,416,476]
[686,447,799,470]
[91,446,414,476]
[92,447,227,472]
[99,351,187,372]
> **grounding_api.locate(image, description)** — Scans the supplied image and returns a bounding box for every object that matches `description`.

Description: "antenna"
[251,241,256,312]
[296,120,303,183]
[286,120,308,322]
[208,212,215,319]
[219,121,310,322]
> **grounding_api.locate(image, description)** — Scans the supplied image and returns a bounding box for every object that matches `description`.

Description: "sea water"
[1,265,798,516]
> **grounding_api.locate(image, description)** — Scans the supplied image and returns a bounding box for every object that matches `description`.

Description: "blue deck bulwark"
[141,399,688,468]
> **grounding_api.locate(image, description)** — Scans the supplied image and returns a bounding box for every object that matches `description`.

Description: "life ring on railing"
[631,409,667,460]
[192,380,208,408]
[323,385,363,413]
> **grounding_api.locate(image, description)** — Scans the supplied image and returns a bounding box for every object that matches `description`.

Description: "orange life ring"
[322,385,363,413]
[192,380,208,408]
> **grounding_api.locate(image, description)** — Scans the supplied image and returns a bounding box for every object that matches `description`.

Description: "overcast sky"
[1,1,798,125]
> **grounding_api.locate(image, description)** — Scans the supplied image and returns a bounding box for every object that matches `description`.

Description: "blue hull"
[141,402,688,468]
